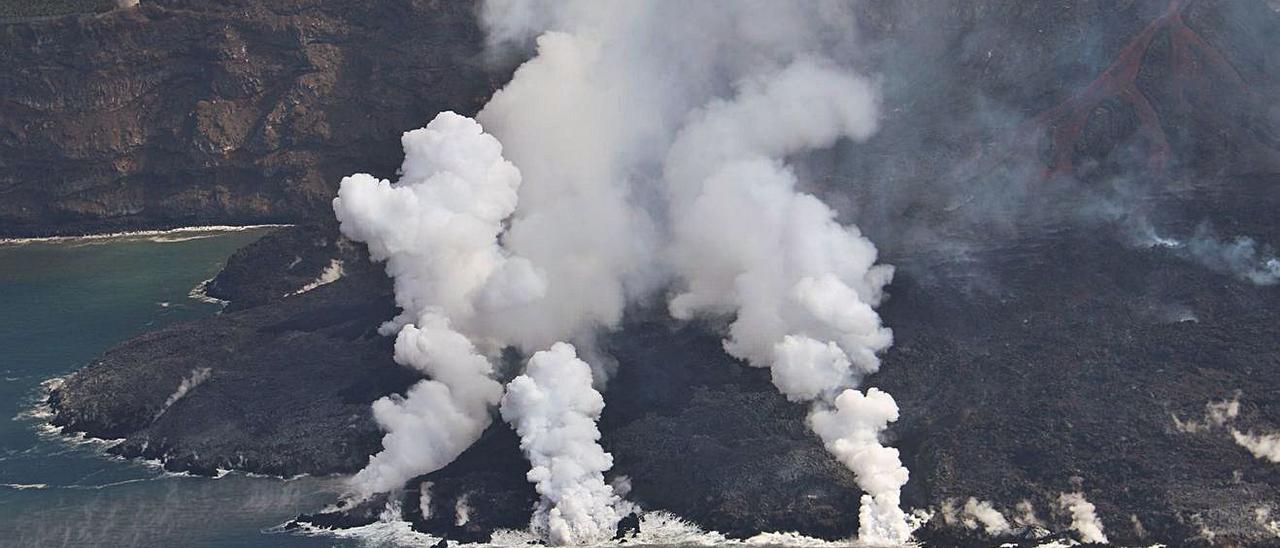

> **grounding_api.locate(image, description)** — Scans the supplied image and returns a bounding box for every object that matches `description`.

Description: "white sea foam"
[0,483,48,490]
[188,278,229,306]
[287,259,345,296]
[297,508,921,548]
[62,477,157,490]
[18,376,124,454]
[0,224,287,246]
[290,517,442,547]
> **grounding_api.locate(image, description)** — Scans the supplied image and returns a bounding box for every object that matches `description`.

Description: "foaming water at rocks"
[0,224,290,246]
[299,509,919,548]
[0,229,359,547]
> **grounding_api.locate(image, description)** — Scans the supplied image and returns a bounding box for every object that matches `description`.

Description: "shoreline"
[23,375,325,483]
[0,224,290,246]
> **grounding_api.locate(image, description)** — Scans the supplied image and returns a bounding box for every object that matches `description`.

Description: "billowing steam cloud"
[337,1,913,542]
[501,343,629,544]
[334,112,521,495]
[1232,430,1280,463]
[660,50,909,546]
[960,498,1012,536]
[939,497,1012,536]
[1058,492,1109,544]
[336,112,627,541]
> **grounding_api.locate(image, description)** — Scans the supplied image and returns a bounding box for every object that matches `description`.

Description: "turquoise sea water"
[0,229,359,547]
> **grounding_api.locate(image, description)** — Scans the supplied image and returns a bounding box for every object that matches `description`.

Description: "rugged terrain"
[21,0,1280,546]
[0,0,505,237]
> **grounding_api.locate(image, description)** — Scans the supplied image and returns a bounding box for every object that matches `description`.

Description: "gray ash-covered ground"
[24,0,1280,545]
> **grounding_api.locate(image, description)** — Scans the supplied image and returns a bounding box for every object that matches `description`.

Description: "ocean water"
[0,228,358,547]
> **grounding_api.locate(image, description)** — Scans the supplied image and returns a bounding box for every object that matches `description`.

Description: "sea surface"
[0,228,360,547]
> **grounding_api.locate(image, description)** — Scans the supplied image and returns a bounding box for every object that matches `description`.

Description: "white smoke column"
[419,481,433,520]
[475,4,909,540]
[333,112,530,495]
[960,498,1011,536]
[501,343,625,545]
[661,57,908,544]
[154,367,212,420]
[1015,500,1043,527]
[1172,394,1241,433]
[809,389,910,543]
[1058,492,1108,544]
[476,2,871,358]
[1231,430,1280,463]
[331,1,904,540]
[455,495,472,526]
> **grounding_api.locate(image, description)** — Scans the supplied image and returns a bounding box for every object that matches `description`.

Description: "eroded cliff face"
[0,0,505,237]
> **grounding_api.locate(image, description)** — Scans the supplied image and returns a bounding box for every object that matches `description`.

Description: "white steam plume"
[337,2,915,542]
[1058,492,1108,544]
[1015,500,1043,528]
[334,112,525,496]
[334,111,629,537]
[1232,430,1280,463]
[808,389,910,543]
[154,367,212,420]
[477,1,909,543]
[661,54,908,546]
[960,498,1012,536]
[501,343,628,545]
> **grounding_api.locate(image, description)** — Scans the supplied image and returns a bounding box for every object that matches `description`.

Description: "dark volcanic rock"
[600,319,865,540]
[293,492,390,531]
[875,177,1280,546]
[400,424,537,544]
[0,0,508,237]
[204,221,379,312]
[49,267,417,476]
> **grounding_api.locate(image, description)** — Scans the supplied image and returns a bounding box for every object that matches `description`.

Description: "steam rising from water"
[1058,492,1108,544]
[334,113,517,495]
[338,1,912,543]
[501,343,630,545]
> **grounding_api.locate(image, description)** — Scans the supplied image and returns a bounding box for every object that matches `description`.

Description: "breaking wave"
[293,509,917,548]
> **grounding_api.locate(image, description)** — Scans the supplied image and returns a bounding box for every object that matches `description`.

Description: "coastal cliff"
[0,0,503,237]
[21,0,1280,545]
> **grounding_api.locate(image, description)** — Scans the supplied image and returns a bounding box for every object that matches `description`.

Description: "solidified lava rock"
[203,222,381,312]
[49,262,419,477]
[399,425,537,544]
[292,492,390,531]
